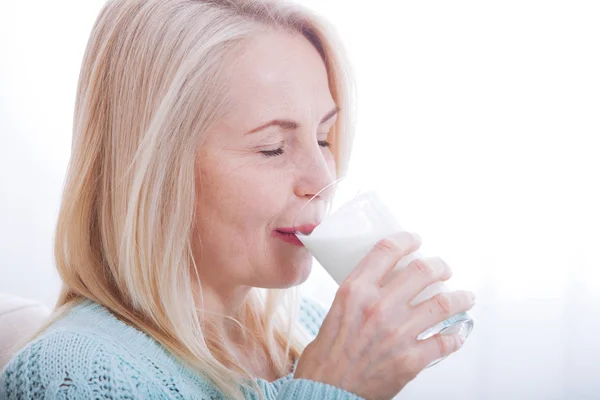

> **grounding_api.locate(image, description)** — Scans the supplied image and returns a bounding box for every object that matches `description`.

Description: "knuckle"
[337,281,376,309]
[433,293,453,316]
[374,237,402,254]
[337,281,358,302]
[409,258,435,280]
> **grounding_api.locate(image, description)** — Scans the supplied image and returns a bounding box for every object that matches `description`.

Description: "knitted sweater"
[0,297,364,400]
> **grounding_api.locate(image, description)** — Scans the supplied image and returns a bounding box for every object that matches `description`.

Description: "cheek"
[202,162,290,232]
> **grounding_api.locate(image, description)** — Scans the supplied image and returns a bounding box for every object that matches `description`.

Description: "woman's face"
[194,30,338,290]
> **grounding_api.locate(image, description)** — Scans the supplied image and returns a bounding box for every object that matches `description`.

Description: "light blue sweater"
[0,297,364,399]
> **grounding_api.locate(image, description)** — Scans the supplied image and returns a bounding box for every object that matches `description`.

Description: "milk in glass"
[297,191,473,347]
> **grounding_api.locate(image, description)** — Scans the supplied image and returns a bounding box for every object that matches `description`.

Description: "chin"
[269,257,313,289]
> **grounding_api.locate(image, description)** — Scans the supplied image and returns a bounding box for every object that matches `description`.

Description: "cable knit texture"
[0,296,364,400]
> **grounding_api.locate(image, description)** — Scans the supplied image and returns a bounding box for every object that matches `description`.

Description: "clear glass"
[293,178,474,368]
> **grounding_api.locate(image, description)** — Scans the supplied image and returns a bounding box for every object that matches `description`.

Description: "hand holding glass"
[293,180,474,367]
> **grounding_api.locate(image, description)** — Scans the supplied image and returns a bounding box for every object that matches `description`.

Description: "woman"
[0,0,475,399]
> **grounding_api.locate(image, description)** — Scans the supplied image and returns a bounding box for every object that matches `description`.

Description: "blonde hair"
[25,0,355,398]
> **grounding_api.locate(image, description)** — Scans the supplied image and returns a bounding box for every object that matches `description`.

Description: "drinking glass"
[293,177,474,367]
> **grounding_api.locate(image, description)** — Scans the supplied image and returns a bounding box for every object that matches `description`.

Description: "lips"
[273,224,318,246]
[277,224,318,236]
[273,230,303,246]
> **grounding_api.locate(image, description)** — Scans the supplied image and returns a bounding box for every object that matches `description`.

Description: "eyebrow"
[246,106,340,135]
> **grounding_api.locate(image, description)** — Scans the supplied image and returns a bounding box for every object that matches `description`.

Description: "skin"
[191,29,476,394]
[192,29,337,377]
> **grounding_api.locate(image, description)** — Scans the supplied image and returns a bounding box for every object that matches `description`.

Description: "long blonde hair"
[28,0,355,398]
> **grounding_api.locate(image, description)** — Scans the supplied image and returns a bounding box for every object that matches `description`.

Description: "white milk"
[297,190,413,282]
[298,232,449,307]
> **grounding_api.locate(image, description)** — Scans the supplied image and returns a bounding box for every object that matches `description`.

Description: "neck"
[192,278,285,380]
[194,279,256,345]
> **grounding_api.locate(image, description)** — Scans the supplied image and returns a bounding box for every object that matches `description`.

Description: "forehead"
[223,30,335,123]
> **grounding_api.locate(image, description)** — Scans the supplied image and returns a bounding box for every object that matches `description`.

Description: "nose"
[293,148,336,201]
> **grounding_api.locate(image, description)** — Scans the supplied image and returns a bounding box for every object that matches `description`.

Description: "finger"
[381,257,452,302]
[416,333,465,369]
[408,290,476,336]
[346,232,422,286]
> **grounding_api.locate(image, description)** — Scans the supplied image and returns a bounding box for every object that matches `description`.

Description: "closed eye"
[260,148,284,157]
[260,140,331,157]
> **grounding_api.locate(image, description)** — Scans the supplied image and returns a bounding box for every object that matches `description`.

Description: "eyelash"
[260,140,331,157]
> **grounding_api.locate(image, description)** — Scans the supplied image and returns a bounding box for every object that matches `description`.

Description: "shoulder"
[0,329,170,399]
[0,300,179,399]
[298,296,330,337]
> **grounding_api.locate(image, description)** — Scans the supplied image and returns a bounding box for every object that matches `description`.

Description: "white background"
[1,1,599,399]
